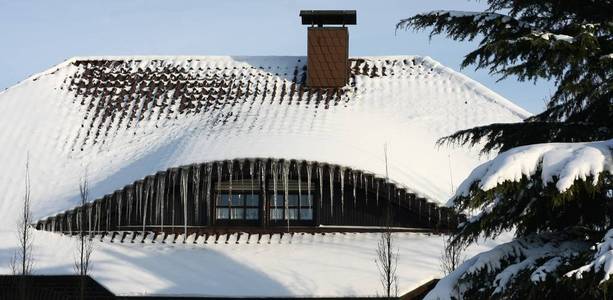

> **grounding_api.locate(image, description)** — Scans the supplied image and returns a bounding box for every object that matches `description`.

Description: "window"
[270,193,313,222]
[216,193,260,221]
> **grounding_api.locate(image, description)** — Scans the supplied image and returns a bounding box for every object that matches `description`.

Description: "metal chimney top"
[300,10,357,26]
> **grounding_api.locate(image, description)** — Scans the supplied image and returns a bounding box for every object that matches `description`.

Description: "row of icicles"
[40,159,432,239]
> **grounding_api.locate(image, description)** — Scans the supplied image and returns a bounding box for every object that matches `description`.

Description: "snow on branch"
[566,228,613,284]
[455,139,613,198]
[425,233,588,300]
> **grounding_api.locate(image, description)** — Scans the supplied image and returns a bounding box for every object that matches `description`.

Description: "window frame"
[268,192,314,226]
[214,180,262,226]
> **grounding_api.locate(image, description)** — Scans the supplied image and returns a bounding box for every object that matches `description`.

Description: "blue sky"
[0,0,553,113]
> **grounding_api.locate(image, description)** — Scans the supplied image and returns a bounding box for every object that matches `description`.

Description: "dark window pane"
[216,208,229,219]
[288,194,299,206]
[288,208,298,220]
[300,194,313,207]
[231,208,244,219]
[245,194,259,206]
[271,208,284,220]
[232,194,245,206]
[271,194,284,207]
[300,209,313,220]
[246,208,259,220]
[217,194,230,206]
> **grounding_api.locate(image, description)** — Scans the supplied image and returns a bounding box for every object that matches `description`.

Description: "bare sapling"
[9,158,35,300]
[375,144,399,299]
[440,235,465,276]
[74,175,95,300]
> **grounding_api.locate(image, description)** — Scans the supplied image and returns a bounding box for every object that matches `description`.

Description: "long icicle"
[340,167,345,216]
[306,162,312,212]
[272,160,278,224]
[283,160,290,232]
[228,161,234,220]
[117,192,123,229]
[317,164,323,215]
[297,161,302,222]
[329,165,335,217]
[205,163,212,226]
[159,173,165,231]
[181,168,189,242]
[260,160,267,225]
[193,165,200,225]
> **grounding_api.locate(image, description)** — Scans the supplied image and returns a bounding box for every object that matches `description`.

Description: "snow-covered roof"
[0,55,529,229]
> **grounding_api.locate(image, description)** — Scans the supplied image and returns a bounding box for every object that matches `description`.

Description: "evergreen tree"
[399,0,612,153]
[398,1,613,299]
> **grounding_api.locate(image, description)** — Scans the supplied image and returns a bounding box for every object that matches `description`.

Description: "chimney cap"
[300,10,357,26]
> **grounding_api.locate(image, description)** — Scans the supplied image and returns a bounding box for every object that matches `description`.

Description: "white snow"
[0,230,507,297]
[0,55,528,229]
[536,32,576,43]
[0,55,529,296]
[455,139,613,199]
[566,228,613,284]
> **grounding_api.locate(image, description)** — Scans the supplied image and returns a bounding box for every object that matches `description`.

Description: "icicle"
[364,176,368,205]
[249,160,255,196]
[352,171,357,206]
[297,161,302,212]
[339,167,345,215]
[283,160,290,231]
[172,169,178,227]
[239,160,244,183]
[306,162,312,211]
[136,181,143,221]
[67,215,72,235]
[106,197,110,232]
[317,164,323,212]
[329,165,334,217]
[117,192,123,229]
[158,173,165,230]
[227,160,234,219]
[127,187,133,226]
[217,162,223,197]
[193,166,200,224]
[205,163,213,225]
[376,180,380,206]
[97,201,101,233]
[181,168,189,242]
[260,160,267,220]
[142,180,149,235]
[272,159,278,222]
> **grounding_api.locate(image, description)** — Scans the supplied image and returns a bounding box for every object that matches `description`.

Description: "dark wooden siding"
[36,159,461,235]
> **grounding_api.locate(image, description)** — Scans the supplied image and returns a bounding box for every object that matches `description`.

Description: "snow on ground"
[456,139,613,199]
[0,230,511,297]
[0,56,528,230]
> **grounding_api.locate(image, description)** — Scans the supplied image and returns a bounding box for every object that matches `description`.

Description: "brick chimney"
[300,10,357,88]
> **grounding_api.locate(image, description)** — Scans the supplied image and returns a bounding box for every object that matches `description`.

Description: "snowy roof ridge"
[417,56,531,119]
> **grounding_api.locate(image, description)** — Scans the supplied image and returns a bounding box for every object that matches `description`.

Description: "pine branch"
[398,3,613,152]
[437,121,609,154]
